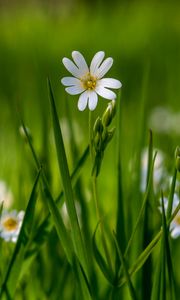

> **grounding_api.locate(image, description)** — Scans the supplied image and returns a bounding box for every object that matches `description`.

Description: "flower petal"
[72,51,89,74]
[171,226,180,239]
[96,57,113,79]
[62,57,83,78]
[88,91,98,111]
[61,77,81,87]
[95,85,116,100]
[77,91,89,111]
[98,78,122,89]
[90,51,105,76]
[65,85,85,95]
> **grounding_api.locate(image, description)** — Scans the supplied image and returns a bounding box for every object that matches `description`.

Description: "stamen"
[175,215,180,225]
[81,73,97,90]
[3,218,18,231]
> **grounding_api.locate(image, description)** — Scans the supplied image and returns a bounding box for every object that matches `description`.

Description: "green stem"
[92,176,113,272]
[89,111,93,160]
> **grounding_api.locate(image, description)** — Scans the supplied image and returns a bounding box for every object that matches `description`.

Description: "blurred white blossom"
[0,181,13,209]
[159,194,180,239]
[141,149,166,192]
[149,107,180,135]
[0,210,24,242]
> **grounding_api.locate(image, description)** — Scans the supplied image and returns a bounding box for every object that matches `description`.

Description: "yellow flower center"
[81,73,97,90]
[175,214,180,225]
[3,217,18,231]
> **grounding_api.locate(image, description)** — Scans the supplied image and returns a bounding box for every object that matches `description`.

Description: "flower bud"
[110,99,116,118]
[102,128,116,150]
[94,132,101,151]
[102,100,116,127]
[93,117,103,136]
[102,106,112,127]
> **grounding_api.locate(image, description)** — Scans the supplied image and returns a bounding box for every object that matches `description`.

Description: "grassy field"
[0,1,180,299]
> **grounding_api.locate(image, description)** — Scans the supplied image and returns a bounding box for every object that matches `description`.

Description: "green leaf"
[0,170,41,298]
[48,78,88,277]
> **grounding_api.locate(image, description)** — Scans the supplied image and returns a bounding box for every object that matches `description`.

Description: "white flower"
[0,210,24,242]
[0,181,13,209]
[61,51,122,111]
[159,194,180,239]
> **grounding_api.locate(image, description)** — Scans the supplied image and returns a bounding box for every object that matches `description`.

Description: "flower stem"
[92,175,113,272]
[89,111,93,160]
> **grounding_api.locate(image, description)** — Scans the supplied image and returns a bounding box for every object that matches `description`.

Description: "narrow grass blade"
[117,200,180,288]
[113,232,138,300]
[92,224,114,284]
[117,230,161,287]
[115,91,126,262]
[42,181,74,263]
[166,168,177,224]
[20,119,74,265]
[150,255,161,300]
[123,151,157,258]
[0,170,41,298]
[48,78,88,276]
[160,194,167,300]
[73,257,93,300]
[161,193,176,300]
[141,130,154,300]
[65,103,94,278]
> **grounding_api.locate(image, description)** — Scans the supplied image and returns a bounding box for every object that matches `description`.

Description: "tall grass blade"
[73,257,93,300]
[20,119,74,265]
[92,223,114,284]
[141,130,153,300]
[113,232,138,300]
[115,91,126,267]
[47,78,88,276]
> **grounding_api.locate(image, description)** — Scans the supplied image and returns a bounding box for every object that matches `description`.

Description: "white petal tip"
[78,107,86,112]
[119,82,122,88]
[89,106,97,111]
[78,104,86,111]
[72,50,78,57]
[62,57,67,65]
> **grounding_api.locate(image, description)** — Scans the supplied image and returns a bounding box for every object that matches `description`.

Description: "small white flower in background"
[141,149,166,192]
[0,210,24,242]
[0,181,13,209]
[61,51,122,111]
[159,194,180,238]
[149,106,180,136]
